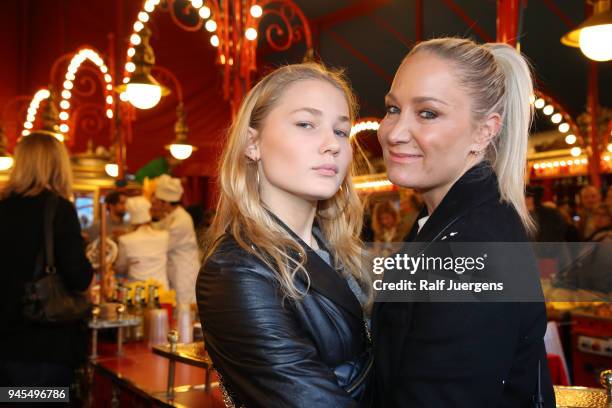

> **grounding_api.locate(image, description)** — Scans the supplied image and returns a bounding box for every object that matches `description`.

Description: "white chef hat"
[126,196,152,225]
[155,174,183,203]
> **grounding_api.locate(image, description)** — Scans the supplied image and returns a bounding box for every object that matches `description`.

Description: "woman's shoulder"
[454,198,528,242]
[203,234,275,279]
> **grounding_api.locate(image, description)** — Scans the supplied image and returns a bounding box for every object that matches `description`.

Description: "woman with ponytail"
[372,38,555,407]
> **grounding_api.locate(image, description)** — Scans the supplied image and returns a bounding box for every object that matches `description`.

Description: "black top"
[196,218,370,408]
[371,162,556,407]
[0,190,93,367]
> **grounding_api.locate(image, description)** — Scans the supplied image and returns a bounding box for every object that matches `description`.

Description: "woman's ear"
[245,127,260,161]
[472,113,502,153]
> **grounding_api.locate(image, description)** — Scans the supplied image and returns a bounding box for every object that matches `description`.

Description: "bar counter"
[88,340,224,407]
[87,340,612,407]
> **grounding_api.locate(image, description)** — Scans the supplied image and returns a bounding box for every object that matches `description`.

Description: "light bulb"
[205,20,217,32]
[245,28,258,40]
[534,98,545,109]
[169,144,194,160]
[210,35,220,47]
[126,83,162,109]
[551,113,562,124]
[105,163,119,178]
[199,6,211,19]
[191,0,203,8]
[0,156,14,171]
[543,105,554,115]
[570,147,581,157]
[250,5,263,18]
[558,123,570,133]
[579,24,612,62]
[608,143,612,153]
[138,12,149,23]
[130,34,142,45]
[565,134,577,145]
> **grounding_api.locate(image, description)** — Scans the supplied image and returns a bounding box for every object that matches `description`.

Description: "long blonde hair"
[204,62,370,302]
[1,132,73,199]
[408,38,535,232]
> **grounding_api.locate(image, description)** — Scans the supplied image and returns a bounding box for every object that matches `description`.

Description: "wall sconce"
[561,0,612,61]
[117,26,170,109]
[166,103,196,160]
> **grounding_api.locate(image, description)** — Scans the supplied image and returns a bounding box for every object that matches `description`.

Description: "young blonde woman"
[372,38,556,407]
[0,132,93,386]
[196,63,372,407]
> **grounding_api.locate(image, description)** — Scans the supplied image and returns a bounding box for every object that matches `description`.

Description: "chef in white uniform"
[115,196,170,289]
[152,175,200,304]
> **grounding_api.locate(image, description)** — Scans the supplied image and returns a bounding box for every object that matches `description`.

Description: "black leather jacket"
[196,227,370,408]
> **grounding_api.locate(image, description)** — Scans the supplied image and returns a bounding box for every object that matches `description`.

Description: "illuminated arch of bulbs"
[529,91,582,150]
[529,91,612,173]
[21,89,52,137]
[351,118,380,137]
[122,0,263,88]
[59,48,114,139]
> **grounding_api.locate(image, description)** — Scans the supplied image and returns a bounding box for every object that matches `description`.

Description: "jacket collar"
[264,210,364,321]
[408,161,500,243]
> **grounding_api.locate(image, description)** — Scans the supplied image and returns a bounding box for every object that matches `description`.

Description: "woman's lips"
[388,151,423,164]
[312,164,339,176]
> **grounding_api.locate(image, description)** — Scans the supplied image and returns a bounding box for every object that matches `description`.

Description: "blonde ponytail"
[486,44,535,233]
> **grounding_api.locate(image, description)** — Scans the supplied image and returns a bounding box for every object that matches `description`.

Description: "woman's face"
[248,79,352,203]
[378,52,497,195]
[379,212,397,229]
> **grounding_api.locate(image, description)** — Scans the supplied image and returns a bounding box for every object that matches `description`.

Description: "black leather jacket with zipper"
[196,223,371,408]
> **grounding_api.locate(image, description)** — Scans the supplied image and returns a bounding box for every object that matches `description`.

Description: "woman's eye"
[419,110,438,120]
[334,129,349,138]
[296,121,314,129]
[385,105,400,115]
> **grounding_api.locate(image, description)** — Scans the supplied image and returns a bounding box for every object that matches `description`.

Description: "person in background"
[526,185,568,242]
[577,185,602,240]
[371,201,402,243]
[152,174,200,304]
[0,132,93,387]
[84,190,128,242]
[559,204,612,293]
[397,189,423,239]
[115,196,170,289]
[557,200,581,242]
[587,203,612,242]
[134,154,181,184]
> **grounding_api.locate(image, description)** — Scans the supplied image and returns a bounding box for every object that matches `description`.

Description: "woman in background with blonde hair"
[197,62,372,407]
[0,132,93,386]
[373,38,555,407]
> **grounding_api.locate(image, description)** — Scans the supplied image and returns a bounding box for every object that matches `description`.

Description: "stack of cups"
[177,303,193,343]
[147,309,169,346]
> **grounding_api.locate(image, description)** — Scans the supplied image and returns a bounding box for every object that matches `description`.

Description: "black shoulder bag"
[23,193,92,323]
